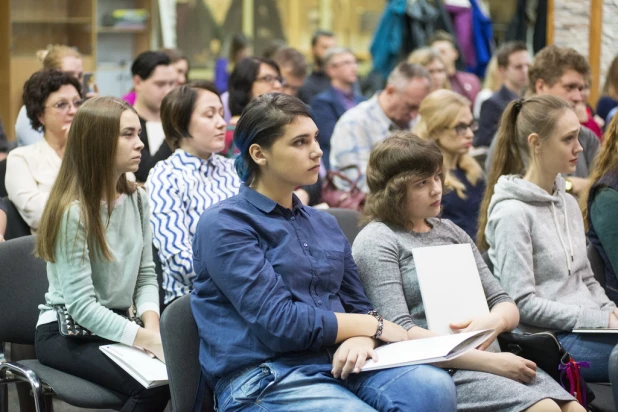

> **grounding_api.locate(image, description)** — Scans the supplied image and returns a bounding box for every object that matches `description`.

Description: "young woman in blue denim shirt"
[190,93,457,411]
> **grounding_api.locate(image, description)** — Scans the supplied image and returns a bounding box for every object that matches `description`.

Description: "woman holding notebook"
[478,95,618,383]
[34,97,169,411]
[190,93,457,412]
[353,132,580,412]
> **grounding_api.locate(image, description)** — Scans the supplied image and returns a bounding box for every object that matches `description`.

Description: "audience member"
[484,45,600,196]
[15,45,89,147]
[475,41,529,147]
[330,62,431,192]
[580,114,618,304]
[414,90,485,240]
[473,56,501,119]
[0,197,6,242]
[214,33,249,94]
[191,93,457,412]
[6,70,82,232]
[131,51,176,182]
[273,46,308,97]
[34,96,170,410]
[297,30,336,104]
[353,133,581,412]
[575,82,603,139]
[596,55,618,122]
[224,57,283,154]
[146,81,240,307]
[311,47,366,170]
[430,30,481,105]
[478,95,618,382]
[407,47,450,91]
[163,48,190,86]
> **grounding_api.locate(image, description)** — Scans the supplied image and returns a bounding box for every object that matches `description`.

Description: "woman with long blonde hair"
[35,96,169,410]
[413,89,485,240]
[580,114,618,303]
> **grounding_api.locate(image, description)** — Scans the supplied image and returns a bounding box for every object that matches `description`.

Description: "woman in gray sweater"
[478,95,618,383]
[353,132,580,412]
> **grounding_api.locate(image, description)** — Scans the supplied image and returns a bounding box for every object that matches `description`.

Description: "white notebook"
[361,329,494,371]
[100,344,168,388]
[413,243,500,352]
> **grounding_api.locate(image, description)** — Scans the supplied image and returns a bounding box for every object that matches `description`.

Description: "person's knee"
[524,398,561,412]
[398,366,456,412]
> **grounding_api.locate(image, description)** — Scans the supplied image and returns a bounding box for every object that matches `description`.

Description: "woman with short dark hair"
[6,69,82,232]
[191,93,457,412]
[222,57,283,154]
[146,80,240,308]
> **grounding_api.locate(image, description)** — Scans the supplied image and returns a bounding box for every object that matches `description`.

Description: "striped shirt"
[146,149,241,303]
[329,94,408,192]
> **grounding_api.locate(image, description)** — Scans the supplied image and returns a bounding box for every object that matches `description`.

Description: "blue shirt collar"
[240,185,304,214]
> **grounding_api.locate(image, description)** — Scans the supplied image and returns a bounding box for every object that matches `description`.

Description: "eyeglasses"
[452,120,478,135]
[329,60,358,68]
[256,75,284,85]
[47,99,84,112]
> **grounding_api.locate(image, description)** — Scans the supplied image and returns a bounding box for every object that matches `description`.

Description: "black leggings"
[35,322,169,412]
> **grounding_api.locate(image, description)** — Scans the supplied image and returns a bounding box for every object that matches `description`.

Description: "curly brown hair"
[362,131,443,228]
[22,69,82,132]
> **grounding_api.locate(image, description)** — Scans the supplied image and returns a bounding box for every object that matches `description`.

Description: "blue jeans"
[557,332,618,382]
[214,350,456,412]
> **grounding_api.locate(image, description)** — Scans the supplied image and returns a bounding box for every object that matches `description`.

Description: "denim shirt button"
[317,301,323,305]
[290,216,295,221]
[303,243,308,247]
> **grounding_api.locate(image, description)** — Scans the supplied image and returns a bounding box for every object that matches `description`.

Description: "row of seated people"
[3,85,618,411]
[1,43,617,412]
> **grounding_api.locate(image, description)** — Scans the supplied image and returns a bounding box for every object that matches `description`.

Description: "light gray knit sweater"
[485,174,615,332]
[352,218,512,330]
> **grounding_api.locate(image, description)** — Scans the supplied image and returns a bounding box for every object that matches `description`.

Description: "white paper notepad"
[100,344,168,388]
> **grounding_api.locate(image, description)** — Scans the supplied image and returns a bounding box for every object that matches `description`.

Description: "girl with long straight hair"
[191,92,457,411]
[478,95,618,382]
[35,96,169,411]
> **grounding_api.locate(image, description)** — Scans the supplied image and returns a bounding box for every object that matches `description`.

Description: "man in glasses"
[311,47,366,170]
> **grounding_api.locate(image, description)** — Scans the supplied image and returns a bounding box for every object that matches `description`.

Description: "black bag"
[498,332,595,407]
[54,189,146,340]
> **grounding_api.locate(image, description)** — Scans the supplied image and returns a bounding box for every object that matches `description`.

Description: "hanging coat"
[470,0,494,78]
[370,0,407,79]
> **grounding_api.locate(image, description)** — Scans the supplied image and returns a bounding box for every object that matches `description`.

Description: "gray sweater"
[486,174,615,332]
[352,218,512,330]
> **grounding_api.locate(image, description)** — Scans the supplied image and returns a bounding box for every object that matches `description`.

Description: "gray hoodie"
[486,174,615,333]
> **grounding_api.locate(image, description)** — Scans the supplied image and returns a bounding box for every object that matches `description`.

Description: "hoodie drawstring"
[551,194,575,275]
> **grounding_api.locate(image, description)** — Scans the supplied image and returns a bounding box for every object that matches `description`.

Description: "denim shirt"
[191,185,374,388]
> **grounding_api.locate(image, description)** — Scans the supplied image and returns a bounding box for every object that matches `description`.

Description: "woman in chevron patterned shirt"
[146,80,240,308]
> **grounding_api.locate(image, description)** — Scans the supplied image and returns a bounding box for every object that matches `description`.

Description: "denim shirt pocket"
[325,250,345,290]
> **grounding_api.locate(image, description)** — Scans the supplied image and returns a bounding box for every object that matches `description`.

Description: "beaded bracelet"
[367,309,384,339]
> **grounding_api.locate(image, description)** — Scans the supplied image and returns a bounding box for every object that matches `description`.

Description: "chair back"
[0,236,48,344]
[152,244,166,310]
[3,197,31,240]
[588,243,606,288]
[160,295,213,412]
[324,208,362,245]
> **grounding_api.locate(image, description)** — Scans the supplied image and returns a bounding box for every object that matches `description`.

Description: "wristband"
[367,309,384,339]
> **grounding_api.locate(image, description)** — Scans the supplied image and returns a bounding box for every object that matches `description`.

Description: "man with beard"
[297,30,336,104]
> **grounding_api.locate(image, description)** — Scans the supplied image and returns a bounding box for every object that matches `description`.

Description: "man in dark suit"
[474,42,530,147]
[311,47,366,170]
[298,30,336,104]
